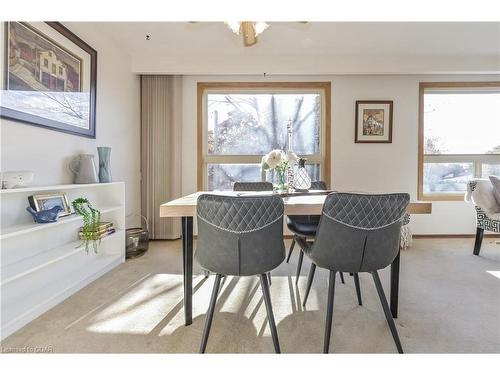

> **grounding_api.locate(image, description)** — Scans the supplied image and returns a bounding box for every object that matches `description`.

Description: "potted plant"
[72,197,101,253]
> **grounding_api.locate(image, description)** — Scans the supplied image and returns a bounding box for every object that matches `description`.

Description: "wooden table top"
[160,191,432,218]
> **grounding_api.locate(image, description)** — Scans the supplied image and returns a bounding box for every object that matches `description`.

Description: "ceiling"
[80,22,500,75]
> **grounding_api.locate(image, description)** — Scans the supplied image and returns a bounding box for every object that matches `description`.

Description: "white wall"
[182,74,500,235]
[0,23,141,226]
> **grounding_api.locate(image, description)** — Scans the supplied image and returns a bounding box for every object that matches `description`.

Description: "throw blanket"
[465,179,500,219]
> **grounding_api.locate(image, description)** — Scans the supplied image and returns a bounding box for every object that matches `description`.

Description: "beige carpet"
[1,238,499,353]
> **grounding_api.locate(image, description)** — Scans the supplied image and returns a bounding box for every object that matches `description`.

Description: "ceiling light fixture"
[225,21,269,47]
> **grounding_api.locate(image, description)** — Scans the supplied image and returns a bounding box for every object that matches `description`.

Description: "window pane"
[482,164,500,178]
[207,93,321,155]
[424,92,500,155]
[267,163,320,185]
[207,163,321,191]
[423,163,473,193]
[207,164,263,191]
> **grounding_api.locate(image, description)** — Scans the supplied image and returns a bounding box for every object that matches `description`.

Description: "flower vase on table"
[261,149,299,193]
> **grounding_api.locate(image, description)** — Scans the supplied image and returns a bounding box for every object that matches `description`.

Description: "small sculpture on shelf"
[2,170,35,189]
[26,205,63,223]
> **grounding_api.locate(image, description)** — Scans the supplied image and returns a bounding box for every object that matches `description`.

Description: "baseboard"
[412,234,500,239]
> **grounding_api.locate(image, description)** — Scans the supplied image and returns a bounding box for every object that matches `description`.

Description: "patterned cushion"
[197,194,284,233]
[475,206,500,232]
[310,181,327,190]
[322,192,410,230]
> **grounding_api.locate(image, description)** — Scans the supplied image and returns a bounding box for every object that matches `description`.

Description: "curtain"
[141,75,182,239]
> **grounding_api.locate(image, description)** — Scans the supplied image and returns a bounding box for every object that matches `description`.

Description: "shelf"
[1,251,123,339]
[0,205,123,240]
[1,229,124,285]
[0,182,123,195]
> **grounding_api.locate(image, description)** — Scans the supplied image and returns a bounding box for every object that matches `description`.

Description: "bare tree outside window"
[206,92,322,190]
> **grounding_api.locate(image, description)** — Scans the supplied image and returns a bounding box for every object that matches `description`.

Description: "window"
[198,82,331,190]
[418,82,500,200]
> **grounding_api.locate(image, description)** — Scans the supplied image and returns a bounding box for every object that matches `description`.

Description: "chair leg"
[339,272,345,284]
[286,238,296,263]
[199,274,223,353]
[295,250,304,285]
[267,272,272,285]
[302,263,317,307]
[260,274,281,353]
[353,273,362,305]
[371,271,403,354]
[324,270,337,354]
[473,227,484,256]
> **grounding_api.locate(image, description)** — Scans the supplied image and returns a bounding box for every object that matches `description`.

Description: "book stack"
[79,222,115,240]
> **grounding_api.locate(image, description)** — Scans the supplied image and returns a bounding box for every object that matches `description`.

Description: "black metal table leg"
[182,216,193,326]
[390,250,400,319]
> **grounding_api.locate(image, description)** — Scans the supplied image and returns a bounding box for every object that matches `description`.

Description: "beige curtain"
[141,75,182,239]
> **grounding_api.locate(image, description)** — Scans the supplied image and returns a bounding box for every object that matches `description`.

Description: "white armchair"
[465,179,500,255]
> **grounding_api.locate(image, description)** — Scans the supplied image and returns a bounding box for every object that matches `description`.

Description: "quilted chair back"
[233,181,273,192]
[310,192,410,272]
[196,194,285,276]
[310,181,327,190]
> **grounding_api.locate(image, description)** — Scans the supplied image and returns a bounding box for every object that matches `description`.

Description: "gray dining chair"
[233,181,274,284]
[298,192,410,353]
[196,194,285,353]
[286,181,345,285]
[233,181,274,192]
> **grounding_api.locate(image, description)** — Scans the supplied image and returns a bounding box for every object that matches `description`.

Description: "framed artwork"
[1,22,97,138]
[28,192,72,217]
[355,100,393,143]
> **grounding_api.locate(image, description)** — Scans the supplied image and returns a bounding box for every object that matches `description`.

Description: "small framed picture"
[28,192,72,217]
[355,100,393,143]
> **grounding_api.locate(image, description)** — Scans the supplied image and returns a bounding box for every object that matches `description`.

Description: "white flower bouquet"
[261,149,299,191]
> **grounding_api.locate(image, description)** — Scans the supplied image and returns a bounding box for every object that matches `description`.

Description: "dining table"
[159,190,432,326]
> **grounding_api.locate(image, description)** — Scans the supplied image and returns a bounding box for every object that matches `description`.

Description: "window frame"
[197,82,331,191]
[418,81,500,201]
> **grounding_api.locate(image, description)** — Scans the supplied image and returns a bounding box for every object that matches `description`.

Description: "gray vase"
[97,147,112,183]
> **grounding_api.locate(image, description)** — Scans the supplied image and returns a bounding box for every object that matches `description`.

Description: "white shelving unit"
[0,182,125,340]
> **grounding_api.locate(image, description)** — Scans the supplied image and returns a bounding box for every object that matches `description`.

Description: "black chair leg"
[324,270,337,354]
[267,272,272,285]
[295,250,304,285]
[473,227,484,256]
[339,272,345,284]
[353,273,362,305]
[260,274,281,353]
[302,263,317,307]
[286,238,296,263]
[199,274,222,353]
[371,271,403,354]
